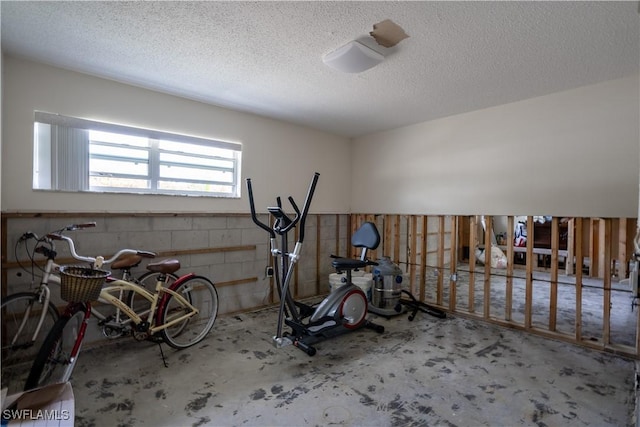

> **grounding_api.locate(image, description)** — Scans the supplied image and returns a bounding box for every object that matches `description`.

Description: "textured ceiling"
[2,1,639,138]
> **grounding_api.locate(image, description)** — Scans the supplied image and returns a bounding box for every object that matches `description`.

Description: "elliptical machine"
[247,172,384,356]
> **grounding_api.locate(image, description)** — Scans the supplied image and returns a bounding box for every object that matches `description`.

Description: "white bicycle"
[1,222,176,394]
[23,225,218,391]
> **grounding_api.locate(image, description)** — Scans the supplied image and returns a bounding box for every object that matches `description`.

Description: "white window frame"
[33,112,242,198]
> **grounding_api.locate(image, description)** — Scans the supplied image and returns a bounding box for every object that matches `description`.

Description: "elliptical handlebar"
[279,196,301,234]
[246,173,319,243]
[297,172,320,243]
[246,178,275,238]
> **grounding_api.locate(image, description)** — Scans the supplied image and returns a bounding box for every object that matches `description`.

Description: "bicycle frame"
[49,274,201,385]
[6,225,155,354]
[98,275,199,336]
[12,258,126,346]
[55,302,92,385]
[8,258,57,348]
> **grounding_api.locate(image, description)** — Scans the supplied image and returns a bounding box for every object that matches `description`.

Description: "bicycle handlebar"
[46,232,151,268]
[64,222,96,231]
[21,222,96,243]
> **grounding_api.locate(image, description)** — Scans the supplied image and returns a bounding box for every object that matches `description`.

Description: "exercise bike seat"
[331,257,371,271]
[331,221,380,272]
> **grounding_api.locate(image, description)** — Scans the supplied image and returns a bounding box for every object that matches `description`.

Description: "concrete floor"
[68,301,636,427]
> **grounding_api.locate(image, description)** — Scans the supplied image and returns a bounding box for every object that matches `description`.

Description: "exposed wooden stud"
[438,215,445,306]
[351,214,363,258]
[346,214,352,258]
[506,216,514,321]
[366,214,377,261]
[549,217,559,331]
[383,215,393,259]
[420,216,428,299]
[468,216,477,313]
[483,215,492,319]
[393,215,400,264]
[598,219,606,279]
[525,216,534,328]
[575,217,584,341]
[603,218,612,345]
[457,216,468,262]
[590,218,600,278]
[409,216,418,290]
[617,218,634,279]
[624,219,636,277]
[612,218,621,278]
[449,216,458,311]
[566,218,575,275]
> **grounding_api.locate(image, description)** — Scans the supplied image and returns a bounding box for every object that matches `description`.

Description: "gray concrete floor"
[69,301,636,427]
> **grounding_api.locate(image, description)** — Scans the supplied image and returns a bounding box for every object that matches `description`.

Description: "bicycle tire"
[160,276,218,349]
[1,292,59,394]
[127,271,178,317]
[24,303,87,391]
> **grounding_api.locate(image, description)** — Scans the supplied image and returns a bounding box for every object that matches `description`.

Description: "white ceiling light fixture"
[322,40,384,73]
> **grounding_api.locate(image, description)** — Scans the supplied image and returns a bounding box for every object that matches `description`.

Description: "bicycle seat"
[111,254,143,270]
[146,259,181,274]
[111,250,156,270]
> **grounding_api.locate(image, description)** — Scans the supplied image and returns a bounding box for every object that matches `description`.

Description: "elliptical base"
[284,315,384,356]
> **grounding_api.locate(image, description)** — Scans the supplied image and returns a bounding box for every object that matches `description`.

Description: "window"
[33,112,242,198]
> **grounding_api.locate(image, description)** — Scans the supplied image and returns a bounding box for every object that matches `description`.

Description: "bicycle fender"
[154,272,197,325]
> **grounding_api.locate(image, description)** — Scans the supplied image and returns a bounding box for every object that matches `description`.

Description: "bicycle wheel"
[1,292,59,394]
[24,303,87,391]
[160,276,218,349]
[127,271,178,317]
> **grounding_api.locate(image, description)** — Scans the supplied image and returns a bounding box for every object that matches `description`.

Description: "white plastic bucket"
[352,275,373,301]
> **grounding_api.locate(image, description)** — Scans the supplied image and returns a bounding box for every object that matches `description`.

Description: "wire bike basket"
[59,265,111,302]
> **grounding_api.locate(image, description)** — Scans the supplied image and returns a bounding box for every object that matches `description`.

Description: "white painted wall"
[1,56,352,214]
[351,75,640,218]
[3,57,639,218]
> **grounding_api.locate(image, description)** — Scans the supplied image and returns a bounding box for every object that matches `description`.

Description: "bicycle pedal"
[132,330,150,341]
[97,316,114,327]
[102,325,126,339]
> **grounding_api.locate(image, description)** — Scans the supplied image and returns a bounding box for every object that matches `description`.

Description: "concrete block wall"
[2,213,349,346]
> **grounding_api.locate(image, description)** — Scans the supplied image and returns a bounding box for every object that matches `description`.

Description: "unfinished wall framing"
[2,212,639,358]
[350,214,639,359]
